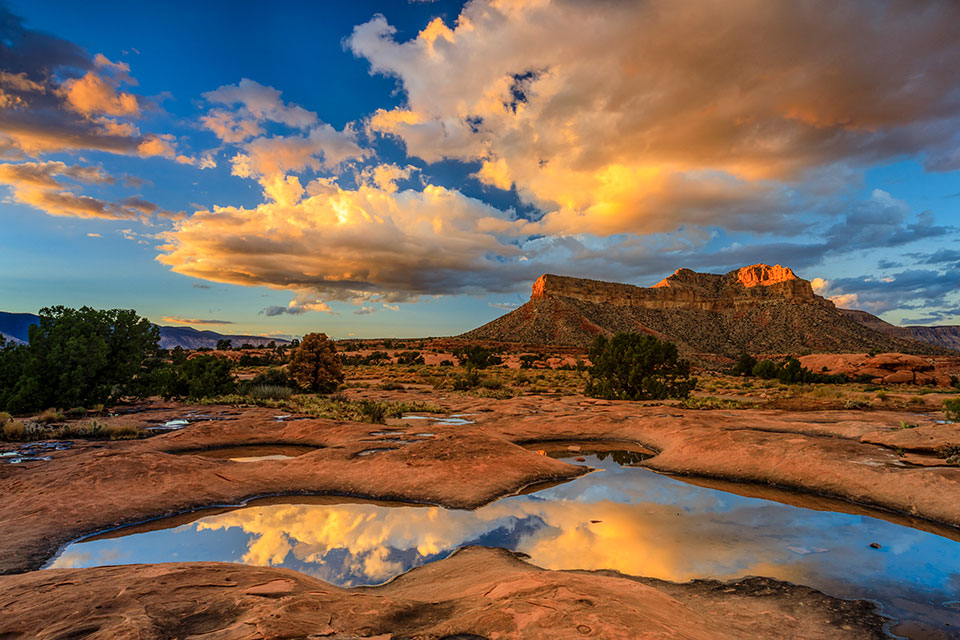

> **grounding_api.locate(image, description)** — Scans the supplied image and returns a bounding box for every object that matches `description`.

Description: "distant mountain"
[840,309,960,352]
[154,325,290,349]
[0,312,290,349]
[462,265,948,357]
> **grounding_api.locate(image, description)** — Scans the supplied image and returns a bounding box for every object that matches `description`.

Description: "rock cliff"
[463,265,947,356]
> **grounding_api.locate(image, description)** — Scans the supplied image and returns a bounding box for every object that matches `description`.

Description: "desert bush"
[0,411,10,426]
[730,353,758,377]
[752,359,779,379]
[452,368,482,391]
[289,333,344,393]
[36,408,64,424]
[379,381,405,391]
[454,345,503,369]
[248,367,295,389]
[2,420,25,440]
[480,378,503,390]
[680,396,757,410]
[944,398,960,422]
[586,333,695,401]
[358,400,388,424]
[396,351,424,365]
[247,384,294,400]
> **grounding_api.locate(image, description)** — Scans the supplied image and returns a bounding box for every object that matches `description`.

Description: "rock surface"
[2,396,959,577]
[463,265,944,356]
[799,352,956,386]
[0,546,890,639]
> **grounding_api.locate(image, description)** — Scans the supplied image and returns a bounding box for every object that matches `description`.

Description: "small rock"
[575,457,586,462]
[869,542,882,549]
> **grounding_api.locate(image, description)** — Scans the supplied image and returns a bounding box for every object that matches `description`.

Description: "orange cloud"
[156,174,524,306]
[349,0,960,236]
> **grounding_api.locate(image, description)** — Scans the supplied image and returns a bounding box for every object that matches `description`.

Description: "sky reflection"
[51,453,960,634]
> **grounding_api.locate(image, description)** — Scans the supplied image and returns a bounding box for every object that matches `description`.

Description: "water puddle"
[48,449,960,637]
[401,414,475,426]
[145,419,190,432]
[174,445,318,463]
[1,441,71,464]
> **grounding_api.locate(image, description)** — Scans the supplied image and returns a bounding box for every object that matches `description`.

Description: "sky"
[1,0,959,339]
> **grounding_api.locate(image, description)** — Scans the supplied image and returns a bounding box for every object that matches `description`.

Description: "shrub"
[249,367,295,389]
[379,381,405,391]
[730,353,758,377]
[36,408,64,424]
[288,333,344,393]
[585,333,696,400]
[247,384,294,400]
[752,359,779,379]
[396,351,424,365]
[453,369,482,391]
[454,345,503,369]
[156,355,236,399]
[0,411,10,426]
[358,400,388,424]
[480,378,503,390]
[0,306,159,413]
[944,398,960,422]
[2,420,25,440]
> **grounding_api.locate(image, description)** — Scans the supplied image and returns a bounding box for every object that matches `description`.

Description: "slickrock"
[0,547,889,639]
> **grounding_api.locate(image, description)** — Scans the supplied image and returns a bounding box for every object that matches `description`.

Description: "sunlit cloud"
[349,0,960,236]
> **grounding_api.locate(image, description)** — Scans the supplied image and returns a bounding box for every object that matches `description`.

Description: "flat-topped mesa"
[530,264,819,311]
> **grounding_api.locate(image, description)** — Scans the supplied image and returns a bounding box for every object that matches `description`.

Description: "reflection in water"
[50,451,960,637]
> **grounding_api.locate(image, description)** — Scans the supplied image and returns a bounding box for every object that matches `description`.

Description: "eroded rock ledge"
[0,546,888,640]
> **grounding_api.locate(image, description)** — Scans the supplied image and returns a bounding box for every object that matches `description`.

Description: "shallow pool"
[48,448,960,637]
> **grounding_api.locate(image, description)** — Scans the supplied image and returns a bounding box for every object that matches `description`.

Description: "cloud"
[161,316,234,326]
[158,173,531,309]
[0,160,162,219]
[819,269,960,315]
[489,301,520,310]
[203,78,317,130]
[0,5,195,219]
[353,306,376,315]
[349,0,960,236]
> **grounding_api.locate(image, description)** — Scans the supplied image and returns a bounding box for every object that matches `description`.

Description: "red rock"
[882,370,915,384]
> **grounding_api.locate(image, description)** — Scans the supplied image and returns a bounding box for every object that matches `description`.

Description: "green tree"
[454,345,503,369]
[288,332,344,393]
[585,333,695,400]
[730,352,757,377]
[2,306,159,413]
[154,355,236,399]
[215,339,233,350]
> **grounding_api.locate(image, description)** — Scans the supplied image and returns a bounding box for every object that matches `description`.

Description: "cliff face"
[463,265,947,356]
[530,265,818,312]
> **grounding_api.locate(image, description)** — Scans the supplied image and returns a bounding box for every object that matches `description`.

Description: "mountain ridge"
[0,312,290,350]
[462,265,952,356]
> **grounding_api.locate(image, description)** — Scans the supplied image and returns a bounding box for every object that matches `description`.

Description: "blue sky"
[1,0,959,337]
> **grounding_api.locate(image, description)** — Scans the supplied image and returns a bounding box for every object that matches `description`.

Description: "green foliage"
[454,345,503,369]
[246,384,293,400]
[395,350,425,365]
[519,354,540,369]
[748,357,846,384]
[730,353,758,377]
[585,333,695,401]
[249,367,295,388]
[0,306,159,413]
[288,332,344,393]
[155,355,236,399]
[215,339,233,350]
[752,359,779,379]
[944,398,960,422]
